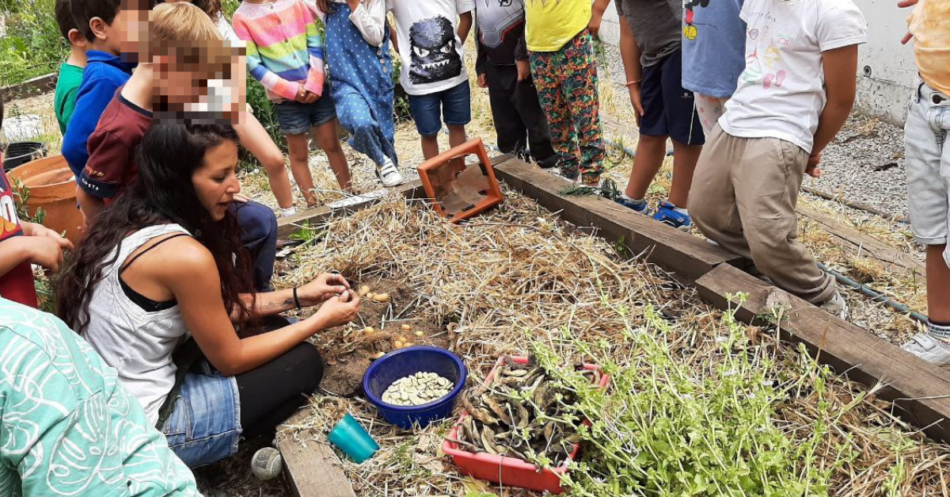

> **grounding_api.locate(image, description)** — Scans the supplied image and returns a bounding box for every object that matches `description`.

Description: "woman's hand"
[297,272,351,306]
[309,290,360,329]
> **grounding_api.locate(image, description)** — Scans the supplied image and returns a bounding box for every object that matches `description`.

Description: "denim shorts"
[408,81,471,136]
[905,77,950,267]
[274,93,337,135]
[162,362,242,468]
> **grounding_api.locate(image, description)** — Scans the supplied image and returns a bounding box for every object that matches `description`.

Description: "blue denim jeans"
[407,81,471,136]
[161,362,242,468]
[233,200,278,291]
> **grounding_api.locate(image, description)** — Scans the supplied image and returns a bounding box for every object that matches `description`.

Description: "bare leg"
[312,119,352,193]
[285,133,317,207]
[447,124,468,170]
[667,138,703,209]
[928,245,950,323]
[421,134,440,160]
[236,114,293,209]
[624,134,668,199]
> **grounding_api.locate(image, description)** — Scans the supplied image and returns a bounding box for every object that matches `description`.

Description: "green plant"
[0,0,66,86]
[11,178,46,225]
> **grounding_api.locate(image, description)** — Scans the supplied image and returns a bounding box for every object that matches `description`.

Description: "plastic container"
[416,138,504,223]
[327,414,380,463]
[7,155,82,245]
[441,356,611,494]
[362,346,467,429]
[3,142,47,172]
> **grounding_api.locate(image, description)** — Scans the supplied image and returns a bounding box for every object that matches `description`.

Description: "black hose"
[818,262,928,324]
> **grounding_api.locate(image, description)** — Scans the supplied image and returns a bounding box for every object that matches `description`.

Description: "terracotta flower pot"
[8,155,82,245]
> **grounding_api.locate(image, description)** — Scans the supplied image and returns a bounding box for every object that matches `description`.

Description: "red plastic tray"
[441,356,610,494]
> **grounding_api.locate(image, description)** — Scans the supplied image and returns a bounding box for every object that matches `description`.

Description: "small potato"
[414,331,424,337]
[397,335,407,342]
[372,293,390,303]
[364,327,375,334]
[373,351,385,359]
[366,292,376,300]
[359,285,371,297]
[401,324,411,331]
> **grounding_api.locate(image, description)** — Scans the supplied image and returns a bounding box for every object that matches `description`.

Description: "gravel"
[809,115,909,219]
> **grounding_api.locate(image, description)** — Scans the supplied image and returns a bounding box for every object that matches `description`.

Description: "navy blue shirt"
[61,51,136,177]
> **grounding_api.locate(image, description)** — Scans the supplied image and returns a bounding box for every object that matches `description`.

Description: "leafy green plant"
[0,0,66,86]
[11,178,46,225]
[529,297,856,496]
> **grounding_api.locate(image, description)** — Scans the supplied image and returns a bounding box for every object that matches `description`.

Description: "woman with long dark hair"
[57,122,360,468]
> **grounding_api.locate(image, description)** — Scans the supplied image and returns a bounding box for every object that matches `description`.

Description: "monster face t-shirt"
[387,0,475,96]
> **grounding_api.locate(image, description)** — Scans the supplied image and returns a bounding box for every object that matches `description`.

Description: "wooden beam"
[0,73,57,102]
[696,264,950,444]
[493,157,746,282]
[277,180,425,237]
[278,411,356,497]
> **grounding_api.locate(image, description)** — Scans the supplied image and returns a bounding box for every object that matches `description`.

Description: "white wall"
[598,0,918,126]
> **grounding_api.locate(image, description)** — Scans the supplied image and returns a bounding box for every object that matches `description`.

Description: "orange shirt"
[909,0,950,96]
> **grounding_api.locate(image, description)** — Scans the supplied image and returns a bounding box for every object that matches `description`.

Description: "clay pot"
[8,155,82,244]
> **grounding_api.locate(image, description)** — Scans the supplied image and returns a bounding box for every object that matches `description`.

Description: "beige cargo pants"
[688,125,836,305]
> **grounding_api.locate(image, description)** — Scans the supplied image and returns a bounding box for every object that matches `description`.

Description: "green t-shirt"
[54,63,84,135]
[0,298,201,497]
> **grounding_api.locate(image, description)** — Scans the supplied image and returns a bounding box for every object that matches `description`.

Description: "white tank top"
[84,224,192,426]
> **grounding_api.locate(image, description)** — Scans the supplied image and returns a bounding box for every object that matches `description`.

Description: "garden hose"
[818,262,929,324]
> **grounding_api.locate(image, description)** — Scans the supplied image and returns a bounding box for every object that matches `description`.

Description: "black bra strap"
[120,233,191,275]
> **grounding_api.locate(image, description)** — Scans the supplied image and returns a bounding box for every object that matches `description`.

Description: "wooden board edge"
[0,73,58,101]
[278,412,357,497]
[695,263,950,444]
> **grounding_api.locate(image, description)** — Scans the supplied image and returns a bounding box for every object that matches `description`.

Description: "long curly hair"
[186,0,222,19]
[57,123,255,335]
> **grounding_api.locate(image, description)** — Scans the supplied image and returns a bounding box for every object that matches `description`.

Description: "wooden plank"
[278,411,356,497]
[696,264,950,444]
[797,203,926,276]
[277,179,425,237]
[493,157,747,282]
[0,73,58,101]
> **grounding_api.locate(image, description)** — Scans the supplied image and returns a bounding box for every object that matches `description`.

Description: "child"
[524,0,608,186]
[475,0,557,169]
[689,0,867,319]
[387,0,475,162]
[612,0,703,230]
[80,2,279,292]
[233,0,352,207]
[898,0,950,367]
[682,0,746,136]
[61,0,141,178]
[0,97,74,309]
[315,0,403,187]
[54,0,91,135]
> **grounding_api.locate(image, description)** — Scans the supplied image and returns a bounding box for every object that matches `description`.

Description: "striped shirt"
[232,0,326,102]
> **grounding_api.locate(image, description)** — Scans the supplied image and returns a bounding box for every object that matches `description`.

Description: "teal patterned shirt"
[0,298,201,497]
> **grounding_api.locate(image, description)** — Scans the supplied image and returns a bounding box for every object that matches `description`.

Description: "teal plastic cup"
[327,414,379,463]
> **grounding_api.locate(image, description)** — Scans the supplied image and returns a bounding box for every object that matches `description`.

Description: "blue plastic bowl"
[363,346,467,429]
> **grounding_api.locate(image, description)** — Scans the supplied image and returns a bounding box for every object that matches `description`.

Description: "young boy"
[898,0,950,367]
[0,97,74,309]
[612,0,703,230]
[233,0,354,205]
[689,0,867,319]
[54,0,91,135]
[475,0,556,169]
[61,0,141,178]
[80,2,279,292]
[388,0,474,162]
[682,0,746,136]
[524,0,609,186]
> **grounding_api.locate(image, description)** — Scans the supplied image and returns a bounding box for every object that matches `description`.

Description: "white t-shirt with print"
[718,0,867,153]
[386,0,475,96]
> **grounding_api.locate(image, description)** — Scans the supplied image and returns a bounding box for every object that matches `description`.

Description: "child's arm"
[347,0,388,47]
[618,14,644,123]
[589,0,611,37]
[475,24,488,87]
[0,230,71,275]
[808,45,859,176]
[232,15,303,102]
[458,11,474,44]
[302,3,327,97]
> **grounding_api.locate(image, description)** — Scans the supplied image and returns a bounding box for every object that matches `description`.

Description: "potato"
[366,292,376,300]
[372,293,390,303]
[359,285,371,297]
[401,324,411,331]
[364,327,374,334]
[414,331,424,337]
[373,351,386,359]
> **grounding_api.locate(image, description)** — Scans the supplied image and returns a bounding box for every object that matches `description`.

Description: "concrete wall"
[598,0,918,126]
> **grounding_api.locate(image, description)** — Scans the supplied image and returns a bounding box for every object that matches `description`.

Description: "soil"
[307,277,452,397]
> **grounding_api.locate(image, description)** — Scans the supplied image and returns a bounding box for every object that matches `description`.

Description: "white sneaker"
[378,158,404,187]
[820,290,849,321]
[277,207,297,218]
[901,333,950,368]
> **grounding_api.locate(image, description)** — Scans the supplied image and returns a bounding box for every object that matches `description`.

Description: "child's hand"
[295,87,318,104]
[588,13,603,38]
[899,0,918,44]
[806,152,823,178]
[628,84,644,126]
[15,236,69,273]
[516,60,531,82]
[477,74,488,88]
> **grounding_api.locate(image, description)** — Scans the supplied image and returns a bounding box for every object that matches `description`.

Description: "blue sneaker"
[615,196,649,214]
[652,201,692,230]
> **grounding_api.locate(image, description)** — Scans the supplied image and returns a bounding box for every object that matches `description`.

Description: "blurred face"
[154,51,209,106]
[111,2,150,61]
[192,140,240,221]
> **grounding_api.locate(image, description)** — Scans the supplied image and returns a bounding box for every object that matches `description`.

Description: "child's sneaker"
[901,334,950,368]
[652,201,692,230]
[615,195,649,214]
[820,290,849,320]
[378,158,404,187]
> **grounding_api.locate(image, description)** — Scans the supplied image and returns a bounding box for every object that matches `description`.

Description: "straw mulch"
[274,188,950,496]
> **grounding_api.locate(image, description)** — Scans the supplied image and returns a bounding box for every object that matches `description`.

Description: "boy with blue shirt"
[613,0,704,230]
[61,0,142,179]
